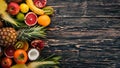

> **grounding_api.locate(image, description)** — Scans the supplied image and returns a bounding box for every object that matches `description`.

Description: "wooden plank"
[47,0,120,17]
[42,0,120,68]
[50,17,120,29]
[41,18,120,68]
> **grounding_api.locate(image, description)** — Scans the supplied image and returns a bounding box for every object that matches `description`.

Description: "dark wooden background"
[41,0,120,68]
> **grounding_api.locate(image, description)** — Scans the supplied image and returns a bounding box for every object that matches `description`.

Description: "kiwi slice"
[42,6,54,15]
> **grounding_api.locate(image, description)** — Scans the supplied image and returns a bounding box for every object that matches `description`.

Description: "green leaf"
[32,54,61,68]
[27,61,59,68]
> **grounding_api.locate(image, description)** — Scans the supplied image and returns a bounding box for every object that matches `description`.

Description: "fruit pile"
[0,0,60,68]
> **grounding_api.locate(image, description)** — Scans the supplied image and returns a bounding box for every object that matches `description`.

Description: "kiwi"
[42,6,54,15]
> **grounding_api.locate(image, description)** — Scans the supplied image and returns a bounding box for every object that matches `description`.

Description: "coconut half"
[28,48,40,61]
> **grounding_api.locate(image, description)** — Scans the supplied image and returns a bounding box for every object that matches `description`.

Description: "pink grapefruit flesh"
[25,12,37,26]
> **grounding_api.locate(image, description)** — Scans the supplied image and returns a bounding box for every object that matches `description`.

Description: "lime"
[20,3,29,13]
[16,13,25,21]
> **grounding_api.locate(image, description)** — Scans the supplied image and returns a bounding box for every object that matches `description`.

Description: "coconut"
[28,48,40,61]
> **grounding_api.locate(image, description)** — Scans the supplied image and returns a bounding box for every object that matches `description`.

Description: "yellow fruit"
[20,3,29,13]
[0,27,17,47]
[0,0,19,26]
[26,0,44,15]
[38,15,51,27]
[11,64,27,68]
[0,26,46,47]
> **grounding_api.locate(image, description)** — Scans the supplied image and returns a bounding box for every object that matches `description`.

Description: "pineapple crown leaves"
[17,26,46,41]
[28,61,60,68]
[36,54,62,62]
[28,54,61,68]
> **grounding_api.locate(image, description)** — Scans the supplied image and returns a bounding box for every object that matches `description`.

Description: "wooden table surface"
[41,0,120,68]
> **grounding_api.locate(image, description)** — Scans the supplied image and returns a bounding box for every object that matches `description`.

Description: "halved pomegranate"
[33,0,47,8]
[31,40,44,50]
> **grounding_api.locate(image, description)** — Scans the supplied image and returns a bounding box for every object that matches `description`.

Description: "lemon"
[16,13,25,21]
[20,3,29,13]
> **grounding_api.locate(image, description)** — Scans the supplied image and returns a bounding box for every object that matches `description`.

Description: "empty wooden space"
[41,0,120,68]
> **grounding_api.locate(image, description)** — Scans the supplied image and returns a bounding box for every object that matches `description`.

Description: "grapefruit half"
[24,12,37,26]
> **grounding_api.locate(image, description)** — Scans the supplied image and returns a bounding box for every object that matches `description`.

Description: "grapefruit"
[4,45,16,58]
[24,12,37,26]
[33,0,47,8]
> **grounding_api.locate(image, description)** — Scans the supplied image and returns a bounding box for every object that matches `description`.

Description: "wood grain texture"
[41,0,120,68]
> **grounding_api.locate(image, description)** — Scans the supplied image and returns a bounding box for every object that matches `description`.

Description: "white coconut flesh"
[28,48,40,60]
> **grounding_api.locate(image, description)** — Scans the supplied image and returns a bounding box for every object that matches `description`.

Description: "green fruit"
[16,13,25,21]
[42,6,54,15]
[14,41,24,49]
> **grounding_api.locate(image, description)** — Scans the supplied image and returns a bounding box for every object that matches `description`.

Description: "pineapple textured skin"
[0,26,46,47]
[0,27,17,47]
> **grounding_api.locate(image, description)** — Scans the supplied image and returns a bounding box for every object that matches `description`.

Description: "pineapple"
[0,26,46,47]
[0,27,17,47]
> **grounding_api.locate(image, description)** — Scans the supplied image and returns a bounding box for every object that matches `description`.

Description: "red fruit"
[4,45,16,58]
[33,0,47,8]
[1,57,12,68]
[7,2,20,15]
[25,12,37,26]
[31,40,44,50]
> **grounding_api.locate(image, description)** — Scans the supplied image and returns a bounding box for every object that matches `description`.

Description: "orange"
[37,15,51,27]
[14,49,28,64]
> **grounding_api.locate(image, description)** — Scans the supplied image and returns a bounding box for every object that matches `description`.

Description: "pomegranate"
[31,40,44,50]
[33,0,47,8]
